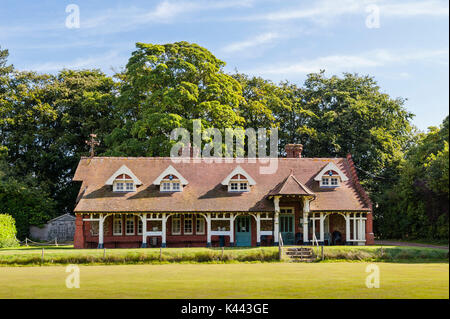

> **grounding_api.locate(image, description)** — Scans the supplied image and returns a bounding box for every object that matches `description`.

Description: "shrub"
[0,214,19,248]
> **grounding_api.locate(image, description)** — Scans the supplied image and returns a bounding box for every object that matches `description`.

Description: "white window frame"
[239,182,248,191]
[320,176,340,187]
[160,179,182,192]
[113,177,135,192]
[113,215,123,236]
[125,215,135,235]
[196,217,205,235]
[228,175,250,192]
[172,215,181,235]
[184,215,193,235]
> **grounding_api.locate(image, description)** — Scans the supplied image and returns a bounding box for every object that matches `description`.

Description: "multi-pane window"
[239,183,248,191]
[196,217,205,235]
[160,180,182,192]
[228,174,250,192]
[184,215,193,234]
[321,177,339,187]
[172,216,181,235]
[113,215,122,235]
[126,215,135,235]
[137,218,143,235]
[113,174,135,192]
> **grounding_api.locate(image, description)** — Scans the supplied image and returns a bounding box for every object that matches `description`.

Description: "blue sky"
[0,0,448,130]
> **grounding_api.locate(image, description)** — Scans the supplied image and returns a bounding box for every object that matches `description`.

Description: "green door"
[235,216,251,246]
[279,210,295,245]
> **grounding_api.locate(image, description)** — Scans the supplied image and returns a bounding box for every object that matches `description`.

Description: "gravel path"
[375,240,449,250]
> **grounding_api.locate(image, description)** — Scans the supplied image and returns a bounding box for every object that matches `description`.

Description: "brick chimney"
[285,144,303,158]
[178,143,201,158]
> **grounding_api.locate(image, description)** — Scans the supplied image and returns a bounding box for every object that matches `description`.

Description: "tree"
[105,42,245,156]
[0,159,55,239]
[0,214,19,248]
[376,117,449,240]
[0,68,117,215]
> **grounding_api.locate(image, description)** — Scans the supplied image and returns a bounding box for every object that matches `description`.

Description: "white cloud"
[237,0,448,23]
[248,48,449,76]
[24,51,126,74]
[222,32,282,53]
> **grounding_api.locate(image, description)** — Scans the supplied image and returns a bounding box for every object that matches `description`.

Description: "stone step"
[285,251,312,256]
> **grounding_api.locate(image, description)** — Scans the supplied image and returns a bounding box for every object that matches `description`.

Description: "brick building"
[72,144,374,248]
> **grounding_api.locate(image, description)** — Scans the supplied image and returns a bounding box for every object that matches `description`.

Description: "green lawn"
[0,245,447,265]
[0,263,447,298]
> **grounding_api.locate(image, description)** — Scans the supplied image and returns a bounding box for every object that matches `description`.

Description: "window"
[126,215,135,235]
[239,182,248,191]
[321,178,329,186]
[113,174,135,192]
[320,177,340,187]
[196,217,205,235]
[172,216,181,235]
[90,222,99,236]
[137,218,143,235]
[160,178,182,192]
[330,178,338,186]
[113,215,122,235]
[184,215,193,234]
[228,174,250,192]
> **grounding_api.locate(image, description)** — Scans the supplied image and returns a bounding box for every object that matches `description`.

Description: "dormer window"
[314,162,349,188]
[221,166,256,193]
[160,175,182,192]
[228,174,250,192]
[153,165,188,193]
[106,165,142,193]
[113,174,136,192]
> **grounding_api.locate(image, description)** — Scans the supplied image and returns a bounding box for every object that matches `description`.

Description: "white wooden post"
[312,213,316,240]
[303,198,310,244]
[362,218,366,241]
[161,213,167,248]
[319,212,325,243]
[141,213,147,248]
[345,214,350,244]
[98,213,104,249]
[206,213,212,247]
[273,196,280,245]
[229,214,234,246]
[256,213,261,246]
[353,213,357,241]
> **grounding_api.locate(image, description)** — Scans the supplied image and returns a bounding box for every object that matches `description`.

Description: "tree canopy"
[0,42,447,241]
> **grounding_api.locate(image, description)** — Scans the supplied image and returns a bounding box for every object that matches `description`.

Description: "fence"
[18,237,73,247]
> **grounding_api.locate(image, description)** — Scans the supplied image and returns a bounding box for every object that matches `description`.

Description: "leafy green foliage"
[105,42,244,156]
[0,214,19,248]
[376,117,449,240]
[0,42,447,242]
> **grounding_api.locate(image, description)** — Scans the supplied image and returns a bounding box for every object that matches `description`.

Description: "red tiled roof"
[72,157,371,213]
[268,172,315,196]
